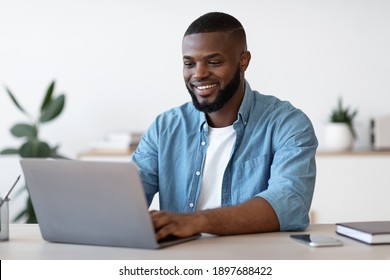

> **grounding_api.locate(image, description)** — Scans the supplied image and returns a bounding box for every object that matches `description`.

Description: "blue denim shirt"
[131,81,318,231]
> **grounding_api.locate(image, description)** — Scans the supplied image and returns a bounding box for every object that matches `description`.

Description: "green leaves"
[0,140,55,157]
[19,141,52,158]
[4,80,66,124]
[5,86,28,116]
[39,80,66,123]
[0,148,19,155]
[2,79,67,157]
[329,97,358,139]
[14,196,37,223]
[40,95,65,122]
[2,81,66,157]
[2,80,68,223]
[2,80,67,223]
[330,97,358,123]
[40,80,55,112]
[10,123,37,139]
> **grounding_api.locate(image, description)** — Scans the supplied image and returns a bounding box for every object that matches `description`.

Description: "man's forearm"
[196,197,280,235]
[151,197,280,240]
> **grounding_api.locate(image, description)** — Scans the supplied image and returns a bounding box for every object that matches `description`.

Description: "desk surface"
[1,224,389,260]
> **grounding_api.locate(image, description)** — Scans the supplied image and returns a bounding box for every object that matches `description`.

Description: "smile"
[196,84,217,90]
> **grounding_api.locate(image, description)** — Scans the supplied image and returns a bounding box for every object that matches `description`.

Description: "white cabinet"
[311,151,390,223]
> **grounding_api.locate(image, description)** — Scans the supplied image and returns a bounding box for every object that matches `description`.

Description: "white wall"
[1,0,390,157]
[1,0,390,220]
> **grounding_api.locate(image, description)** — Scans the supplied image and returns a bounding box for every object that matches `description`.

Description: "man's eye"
[184,61,194,67]
[209,61,222,65]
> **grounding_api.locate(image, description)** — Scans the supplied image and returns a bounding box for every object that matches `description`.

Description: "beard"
[186,66,241,113]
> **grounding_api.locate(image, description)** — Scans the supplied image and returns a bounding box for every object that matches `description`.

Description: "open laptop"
[20,158,199,249]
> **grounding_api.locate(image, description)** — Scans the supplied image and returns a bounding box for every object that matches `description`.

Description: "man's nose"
[193,63,209,79]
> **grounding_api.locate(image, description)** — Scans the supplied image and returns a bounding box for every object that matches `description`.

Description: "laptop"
[20,158,199,249]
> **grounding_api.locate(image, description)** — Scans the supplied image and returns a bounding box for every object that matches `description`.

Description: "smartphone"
[290,234,343,247]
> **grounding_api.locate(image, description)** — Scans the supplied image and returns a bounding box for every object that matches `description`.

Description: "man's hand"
[150,210,204,241]
[150,197,280,241]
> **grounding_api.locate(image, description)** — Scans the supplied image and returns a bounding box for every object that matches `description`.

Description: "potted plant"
[0,80,66,223]
[324,97,358,151]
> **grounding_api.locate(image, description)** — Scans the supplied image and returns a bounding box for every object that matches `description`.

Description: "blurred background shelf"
[77,145,137,162]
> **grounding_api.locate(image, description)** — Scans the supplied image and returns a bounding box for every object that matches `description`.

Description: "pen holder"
[0,198,10,241]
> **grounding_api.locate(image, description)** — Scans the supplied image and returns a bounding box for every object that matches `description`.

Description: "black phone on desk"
[290,234,343,247]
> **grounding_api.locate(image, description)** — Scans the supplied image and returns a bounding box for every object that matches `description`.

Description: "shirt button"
[201,141,206,146]
[189,203,194,208]
[195,171,201,176]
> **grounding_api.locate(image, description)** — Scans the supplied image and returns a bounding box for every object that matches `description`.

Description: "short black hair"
[184,12,247,48]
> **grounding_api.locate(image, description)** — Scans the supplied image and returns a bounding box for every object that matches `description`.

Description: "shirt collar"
[237,80,253,127]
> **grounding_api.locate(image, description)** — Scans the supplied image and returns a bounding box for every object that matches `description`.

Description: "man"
[131,12,318,241]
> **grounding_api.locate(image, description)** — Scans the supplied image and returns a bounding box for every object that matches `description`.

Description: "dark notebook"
[336,221,390,244]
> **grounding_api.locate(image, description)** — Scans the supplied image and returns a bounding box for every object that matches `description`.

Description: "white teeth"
[197,84,216,90]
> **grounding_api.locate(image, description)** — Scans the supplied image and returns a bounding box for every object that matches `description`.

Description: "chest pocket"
[234,154,271,200]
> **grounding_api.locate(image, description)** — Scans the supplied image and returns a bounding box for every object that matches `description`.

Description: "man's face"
[182,32,245,113]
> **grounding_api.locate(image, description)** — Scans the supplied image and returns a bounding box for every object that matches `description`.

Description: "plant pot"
[324,123,354,151]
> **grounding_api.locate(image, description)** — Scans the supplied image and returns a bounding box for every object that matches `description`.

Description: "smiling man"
[131,12,318,240]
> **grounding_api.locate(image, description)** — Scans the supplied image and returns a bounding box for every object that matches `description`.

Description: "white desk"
[1,224,389,260]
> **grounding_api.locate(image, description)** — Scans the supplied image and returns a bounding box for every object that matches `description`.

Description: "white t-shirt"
[197,125,236,210]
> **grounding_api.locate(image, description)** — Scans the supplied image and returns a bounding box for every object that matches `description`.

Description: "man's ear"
[240,51,251,72]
